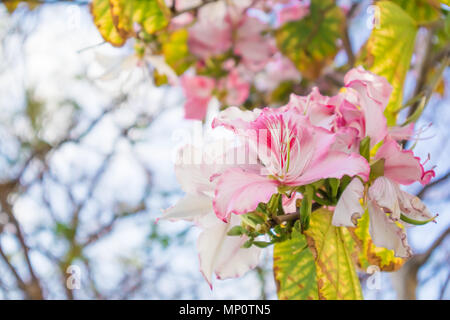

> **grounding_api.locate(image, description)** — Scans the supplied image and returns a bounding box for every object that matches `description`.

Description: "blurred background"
[0,0,448,299]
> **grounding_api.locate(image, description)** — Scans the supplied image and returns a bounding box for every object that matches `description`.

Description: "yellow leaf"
[347,211,405,272]
[90,0,126,47]
[390,0,440,24]
[161,29,193,75]
[364,1,418,125]
[273,228,319,300]
[110,0,170,38]
[305,209,363,300]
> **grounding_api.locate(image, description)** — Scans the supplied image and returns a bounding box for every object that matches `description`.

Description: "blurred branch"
[416,171,450,199]
[392,226,450,299]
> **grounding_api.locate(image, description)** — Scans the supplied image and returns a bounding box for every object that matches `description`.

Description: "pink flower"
[187,3,232,59]
[212,106,370,221]
[286,87,337,130]
[255,53,301,92]
[343,66,392,147]
[181,75,215,120]
[276,1,310,26]
[234,16,275,72]
[220,68,250,106]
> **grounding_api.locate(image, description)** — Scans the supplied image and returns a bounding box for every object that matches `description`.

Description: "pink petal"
[291,151,370,185]
[213,167,279,222]
[181,76,215,120]
[374,138,435,186]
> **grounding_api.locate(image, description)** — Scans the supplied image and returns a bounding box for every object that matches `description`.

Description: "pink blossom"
[187,3,232,59]
[276,1,310,26]
[234,16,275,72]
[220,68,250,106]
[212,106,370,221]
[255,53,301,91]
[181,75,215,120]
[341,66,392,147]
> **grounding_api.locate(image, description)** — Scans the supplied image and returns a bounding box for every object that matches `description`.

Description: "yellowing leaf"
[390,0,440,24]
[273,228,319,300]
[91,0,126,47]
[3,0,39,13]
[3,1,20,13]
[161,29,193,75]
[275,0,344,79]
[305,209,363,300]
[364,1,418,125]
[110,0,170,38]
[348,212,405,272]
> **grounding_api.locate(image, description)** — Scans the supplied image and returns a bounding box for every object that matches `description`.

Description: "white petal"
[197,215,261,287]
[368,200,412,258]
[332,178,365,227]
[161,194,212,222]
[398,190,434,224]
[368,176,402,220]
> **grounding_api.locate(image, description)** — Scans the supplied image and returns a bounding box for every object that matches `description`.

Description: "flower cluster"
[162,66,436,286]
[172,0,309,120]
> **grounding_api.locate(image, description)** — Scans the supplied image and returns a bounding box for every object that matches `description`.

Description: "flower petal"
[398,190,434,224]
[332,178,365,227]
[213,167,279,222]
[292,151,370,185]
[161,194,212,222]
[368,176,402,220]
[374,138,434,185]
[368,200,412,258]
[197,215,261,287]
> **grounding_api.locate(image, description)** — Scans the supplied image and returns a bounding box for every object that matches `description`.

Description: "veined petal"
[398,190,435,224]
[344,66,392,109]
[368,200,412,258]
[161,194,213,222]
[344,66,391,147]
[213,167,278,222]
[332,178,365,227]
[198,215,261,287]
[368,177,402,220]
[291,151,370,186]
[212,106,261,133]
[374,138,435,186]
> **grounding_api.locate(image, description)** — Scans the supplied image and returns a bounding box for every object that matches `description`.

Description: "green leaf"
[390,0,440,24]
[91,0,126,47]
[305,209,363,300]
[364,1,418,125]
[347,211,405,271]
[227,225,246,236]
[110,0,170,38]
[369,158,385,181]
[275,0,344,79]
[359,137,371,161]
[273,228,319,300]
[299,185,313,231]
